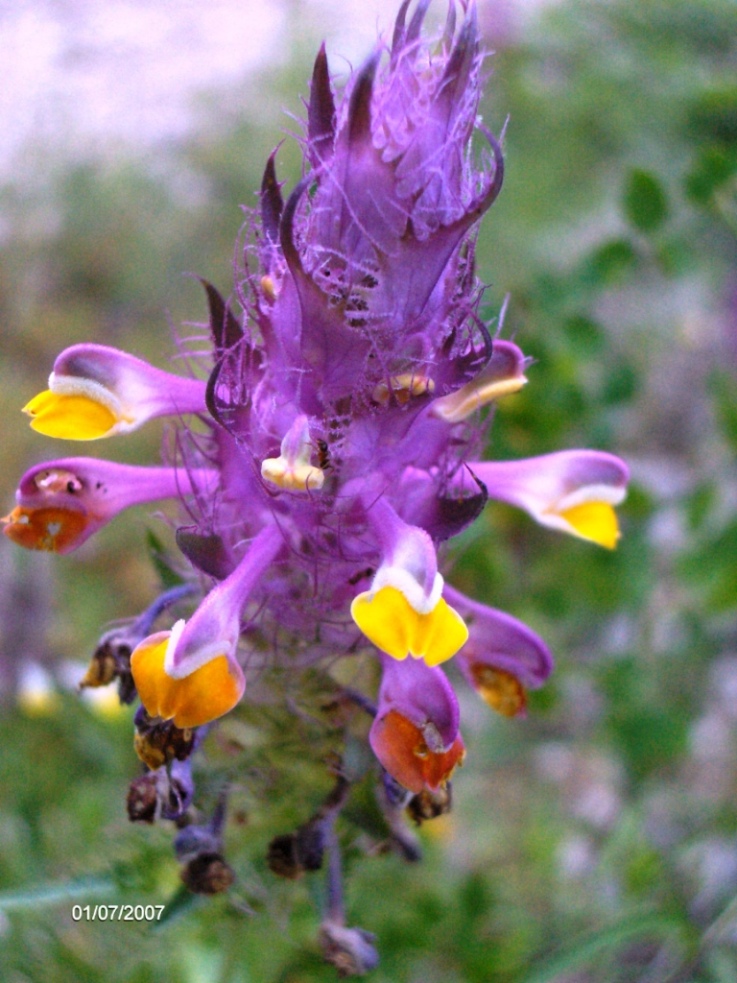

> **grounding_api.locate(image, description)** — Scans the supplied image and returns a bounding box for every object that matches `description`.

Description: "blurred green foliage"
[2,0,737,979]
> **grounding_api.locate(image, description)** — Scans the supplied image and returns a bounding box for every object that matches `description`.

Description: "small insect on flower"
[4,0,628,970]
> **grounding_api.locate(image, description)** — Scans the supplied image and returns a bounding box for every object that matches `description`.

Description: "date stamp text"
[71,904,165,922]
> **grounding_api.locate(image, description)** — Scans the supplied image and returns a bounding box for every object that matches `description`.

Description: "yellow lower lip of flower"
[350,585,468,666]
[470,664,527,717]
[556,500,620,549]
[2,505,88,552]
[23,390,118,440]
[130,633,245,729]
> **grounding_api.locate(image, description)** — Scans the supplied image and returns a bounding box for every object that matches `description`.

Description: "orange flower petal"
[130,632,245,729]
[372,710,465,793]
[470,664,527,717]
[2,505,88,553]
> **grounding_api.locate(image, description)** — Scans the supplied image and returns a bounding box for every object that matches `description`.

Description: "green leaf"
[685,482,718,533]
[623,168,669,232]
[146,529,184,590]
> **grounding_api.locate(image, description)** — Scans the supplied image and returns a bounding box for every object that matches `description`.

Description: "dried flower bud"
[126,772,160,824]
[133,709,196,770]
[267,820,326,879]
[267,833,302,880]
[81,643,118,689]
[181,852,235,895]
[406,783,453,825]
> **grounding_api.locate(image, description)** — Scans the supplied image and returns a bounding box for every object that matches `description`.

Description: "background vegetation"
[1,0,737,979]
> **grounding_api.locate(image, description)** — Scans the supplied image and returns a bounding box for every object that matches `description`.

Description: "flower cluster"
[4,0,627,968]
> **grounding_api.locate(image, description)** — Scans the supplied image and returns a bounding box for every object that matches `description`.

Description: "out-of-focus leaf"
[685,145,737,204]
[146,529,184,589]
[711,370,737,451]
[684,482,718,533]
[623,168,669,232]
[152,884,203,931]
[706,948,737,983]
[679,519,737,613]
[562,314,605,357]
[602,360,638,404]
[0,875,116,912]
[521,912,683,983]
[599,657,691,781]
[686,85,737,146]
[582,239,638,286]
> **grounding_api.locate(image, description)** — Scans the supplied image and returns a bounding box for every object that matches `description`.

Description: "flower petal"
[369,655,464,793]
[23,389,119,440]
[2,505,87,553]
[131,631,244,729]
[370,710,465,793]
[557,500,620,550]
[351,586,467,666]
[261,415,326,491]
[468,665,528,717]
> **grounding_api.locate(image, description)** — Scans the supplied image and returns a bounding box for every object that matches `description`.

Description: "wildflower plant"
[3,0,628,970]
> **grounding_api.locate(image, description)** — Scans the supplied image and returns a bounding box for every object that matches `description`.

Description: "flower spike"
[471,450,629,549]
[350,497,468,666]
[2,458,215,553]
[23,344,207,440]
[130,526,283,728]
[1,2,631,966]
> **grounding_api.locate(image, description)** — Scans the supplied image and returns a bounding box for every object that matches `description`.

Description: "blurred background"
[1,0,737,980]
